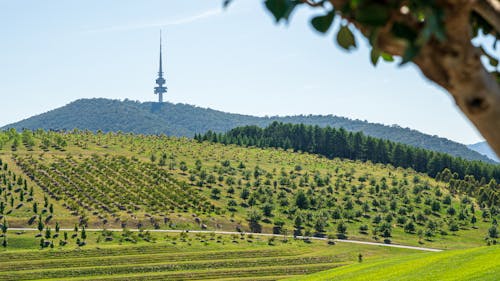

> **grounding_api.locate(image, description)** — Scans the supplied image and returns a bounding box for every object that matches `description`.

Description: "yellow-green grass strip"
[22,263,345,281]
[287,246,500,281]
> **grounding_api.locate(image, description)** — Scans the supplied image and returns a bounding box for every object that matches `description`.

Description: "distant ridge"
[2,98,494,163]
[468,141,499,162]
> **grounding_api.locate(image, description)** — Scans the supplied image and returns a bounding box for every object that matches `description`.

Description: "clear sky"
[0,0,486,144]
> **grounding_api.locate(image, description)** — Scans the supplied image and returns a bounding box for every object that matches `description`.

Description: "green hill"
[288,246,500,281]
[1,98,493,163]
[0,129,498,280]
[199,122,500,206]
[0,129,498,250]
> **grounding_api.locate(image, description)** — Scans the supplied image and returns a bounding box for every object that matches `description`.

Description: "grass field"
[288,245,500,281]
[0,231,419,280]
[0,130,498,280]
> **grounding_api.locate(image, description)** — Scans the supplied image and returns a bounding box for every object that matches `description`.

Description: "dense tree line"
[196,122,500,206]
[436,169,499,207]
[2,98,493,162]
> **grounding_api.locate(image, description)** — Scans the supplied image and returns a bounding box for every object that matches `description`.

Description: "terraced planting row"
[0,248,306,270]
[0,156,63,237]
[0,240,352,281]
[0,258,341,280]
[14,154,216,225]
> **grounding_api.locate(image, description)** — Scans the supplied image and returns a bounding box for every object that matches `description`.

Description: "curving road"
[9,227,443,252]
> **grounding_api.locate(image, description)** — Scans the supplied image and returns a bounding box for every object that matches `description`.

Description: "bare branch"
[473,0,500,35]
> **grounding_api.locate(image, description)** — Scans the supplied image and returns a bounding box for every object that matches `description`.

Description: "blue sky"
[0,0,485,144]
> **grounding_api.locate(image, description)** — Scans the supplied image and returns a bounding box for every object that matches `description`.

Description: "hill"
[468,142,499,162]
[199,122,500,207]
[1,98,493,163]
[288,246,500,281]
[0,129,498,250]
[0,129,498,279]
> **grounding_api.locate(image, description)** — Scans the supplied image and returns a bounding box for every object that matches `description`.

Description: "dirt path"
[9,227,443,252]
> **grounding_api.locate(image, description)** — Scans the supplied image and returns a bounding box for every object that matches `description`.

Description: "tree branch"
[300,0,327,7]
[274,0,500,157]
[409,1,500,158]
[473,0,500,35]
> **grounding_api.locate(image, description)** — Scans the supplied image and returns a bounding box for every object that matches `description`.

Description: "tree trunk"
[411,3,500,159]
[315,0,500,156]
[415,43,500,159]
[452,68,500,160]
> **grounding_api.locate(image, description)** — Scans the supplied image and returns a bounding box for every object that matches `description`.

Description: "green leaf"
[336,25,356,50]
[311,10,335,33]
[264,0,301,22]
[486,53,499,67]
[490,57,499,67]
[371,48,394,66]
[427,10,446,42]
[265,0,288,22]
[418,9,446,45]
[381,52,394,62]
[282,1,301,22]
[492,71,500,84]
[368,28,379,46]
[400,44,420,65]
[370,48,380,66]
[479,46,499,67]
[355,4,390,27]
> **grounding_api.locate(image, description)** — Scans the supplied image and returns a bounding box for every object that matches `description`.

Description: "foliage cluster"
[197,122,500,206]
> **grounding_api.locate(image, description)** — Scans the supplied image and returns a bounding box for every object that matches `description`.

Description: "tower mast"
[154,30,167,103]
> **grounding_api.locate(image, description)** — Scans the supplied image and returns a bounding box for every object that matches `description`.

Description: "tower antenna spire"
[154,29,167,104]
[159,30,163,77]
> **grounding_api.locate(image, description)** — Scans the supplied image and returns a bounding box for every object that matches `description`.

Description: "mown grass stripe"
[0,246,303,262]
[193,275,297,281]
[38,263,344,281]
[0,248,309,272]
[0,256,340,280]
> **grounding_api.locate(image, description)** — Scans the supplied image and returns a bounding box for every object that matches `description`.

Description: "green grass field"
[0,130,498,280]
[288,245,500,281]
[0,231,420,280]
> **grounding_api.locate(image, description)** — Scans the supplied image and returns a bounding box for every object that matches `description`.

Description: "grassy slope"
[0,232,417,281]
[288,246,500,281]
[0,131,497,250]
[0,131,498,280]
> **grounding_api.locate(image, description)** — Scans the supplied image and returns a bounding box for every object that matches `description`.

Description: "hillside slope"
[1,129,498,250]
[289,246,500,281]
[1,98,492,162]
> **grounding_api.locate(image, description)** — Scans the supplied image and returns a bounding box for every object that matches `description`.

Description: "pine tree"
[37,217,44,233]
[1,218,7,234]
[81,226,87,240]
[295,190,309,210]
